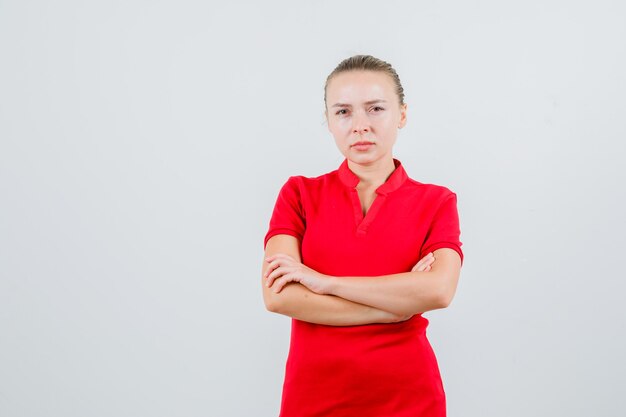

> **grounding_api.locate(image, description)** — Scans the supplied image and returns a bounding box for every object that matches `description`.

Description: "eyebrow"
[331,99,388,108]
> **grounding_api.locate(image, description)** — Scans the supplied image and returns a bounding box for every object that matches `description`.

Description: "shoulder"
[395,159,457,197]
[402,176,457,205]
[281,167,340,192]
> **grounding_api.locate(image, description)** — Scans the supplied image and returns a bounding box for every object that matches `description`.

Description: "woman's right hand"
[411,252,435,272]
[384,253,436,322]
[375,253,437,324]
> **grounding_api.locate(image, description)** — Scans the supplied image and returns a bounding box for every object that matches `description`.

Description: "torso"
[263,158,463,417]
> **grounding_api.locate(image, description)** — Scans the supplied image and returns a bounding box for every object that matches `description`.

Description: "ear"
[398,103,408,129]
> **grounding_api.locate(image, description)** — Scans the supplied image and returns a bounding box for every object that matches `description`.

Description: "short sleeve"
[420,192,464,265]
[263,176,306,250]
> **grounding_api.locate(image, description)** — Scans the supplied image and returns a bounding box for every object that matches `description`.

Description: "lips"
[351,141,375,151]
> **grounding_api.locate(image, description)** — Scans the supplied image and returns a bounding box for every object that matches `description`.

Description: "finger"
[412,259,426,271]
[263,262,273,278]
[264,257,293,278]
[412,256,431,272]
[421,252,435,262]
[272,273,297,293]
[264,255,278,263]
[264,259,281,278]
[411,263,422,272]
[416,252,434,265]
[266,266,287,287]
[419,254,435,266]
[412,254,436,272]
[416,262,431,272]
[266,266,283,287]
[414,263,427,272]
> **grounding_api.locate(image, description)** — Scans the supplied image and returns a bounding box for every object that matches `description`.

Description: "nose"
[351,110,370,134]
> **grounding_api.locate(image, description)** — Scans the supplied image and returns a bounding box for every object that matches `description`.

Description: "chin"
[348,153,381,164]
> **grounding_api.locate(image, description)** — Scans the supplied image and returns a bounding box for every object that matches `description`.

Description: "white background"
[1,1,625,416]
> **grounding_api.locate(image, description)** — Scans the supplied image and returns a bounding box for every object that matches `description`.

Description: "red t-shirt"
[264,157,463,417]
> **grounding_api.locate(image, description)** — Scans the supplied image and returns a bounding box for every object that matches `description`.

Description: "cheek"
[375,112,394,125]
[338,118,352,130]
[376,114,399,132]
[330,118,352,135]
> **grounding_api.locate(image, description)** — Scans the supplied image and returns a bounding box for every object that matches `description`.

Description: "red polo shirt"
[264,157,463,417]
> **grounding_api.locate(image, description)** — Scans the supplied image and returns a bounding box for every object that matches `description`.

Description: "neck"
[347,156,396,189]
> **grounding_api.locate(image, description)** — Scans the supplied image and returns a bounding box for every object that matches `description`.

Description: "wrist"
[323,275,339,295]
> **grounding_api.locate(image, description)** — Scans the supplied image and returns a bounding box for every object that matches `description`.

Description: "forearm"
[327,271,446,317]
[323,248,461,316]
[264,282,403,326]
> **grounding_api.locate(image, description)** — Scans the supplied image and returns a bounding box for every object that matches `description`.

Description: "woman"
[261,55,464,417]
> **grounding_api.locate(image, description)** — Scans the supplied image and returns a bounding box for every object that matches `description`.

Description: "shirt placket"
[350,189,387,237]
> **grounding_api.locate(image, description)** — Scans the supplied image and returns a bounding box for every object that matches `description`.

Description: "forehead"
[326,70,396,103]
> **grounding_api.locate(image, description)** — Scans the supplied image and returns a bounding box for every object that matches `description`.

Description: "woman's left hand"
[264,253,332,294]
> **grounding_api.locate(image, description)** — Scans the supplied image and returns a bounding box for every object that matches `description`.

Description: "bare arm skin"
[325,248,462,316]
[266,247,461,317]
[261,234,416,326]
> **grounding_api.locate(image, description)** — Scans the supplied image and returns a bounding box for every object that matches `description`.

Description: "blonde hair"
[324,54,405,108]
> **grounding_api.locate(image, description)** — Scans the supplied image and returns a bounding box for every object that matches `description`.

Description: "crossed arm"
[261,234,462,326]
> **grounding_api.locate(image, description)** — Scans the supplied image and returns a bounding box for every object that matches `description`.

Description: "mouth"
[351,141,375,151]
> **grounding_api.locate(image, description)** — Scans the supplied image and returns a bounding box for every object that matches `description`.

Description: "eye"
[371,106,385,112]
[335,109,348,115]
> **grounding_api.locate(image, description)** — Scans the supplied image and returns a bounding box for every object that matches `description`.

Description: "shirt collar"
[337,157,408,195]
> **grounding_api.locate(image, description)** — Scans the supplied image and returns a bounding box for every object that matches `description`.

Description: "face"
[325,70,407,167]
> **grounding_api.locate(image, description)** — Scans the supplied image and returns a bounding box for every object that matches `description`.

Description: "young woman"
[261,55,464,417]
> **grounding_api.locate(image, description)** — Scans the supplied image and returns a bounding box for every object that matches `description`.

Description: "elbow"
[262,276,282,313]
[266,301,284,314]
[263,281,300,315]
[263,289,284,314]
[437,288,456,309]
[404,287,451,315]
[264,298,276,313]
[438,295,452,309]
[264,294,278,313]
[431,271,459,309]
